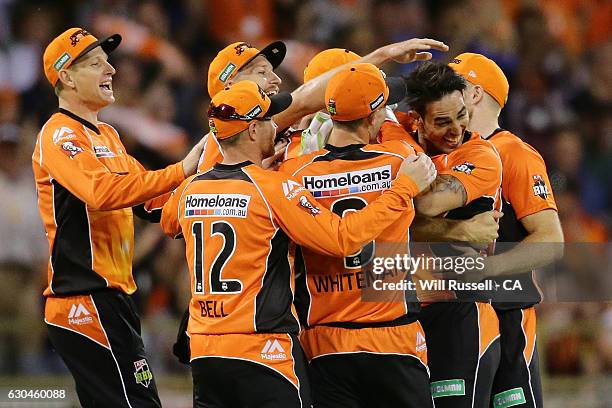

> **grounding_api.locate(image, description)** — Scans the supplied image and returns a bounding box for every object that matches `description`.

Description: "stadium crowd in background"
[0,0,610,398]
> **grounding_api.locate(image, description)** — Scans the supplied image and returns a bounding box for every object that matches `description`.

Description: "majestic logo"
[185,194,250,218]
[234,42,252,56]
[52,126,75,144]
[69,29,90,46]
[282,180,306,200]
[261,339,286,360]
[302,165,392,198]
[53,53,71,71]
[218,62,237,82]
[94,145,116,158]
[133,359,153,388]
[68,303,93,325]
[327,99,337,115]
[369,93,385,111]
[416,331,427,352]
[532,175,550,199]
[452,162,476,175]
[468,70,477,78]
[61,141,84,158]
[298,196,321,216]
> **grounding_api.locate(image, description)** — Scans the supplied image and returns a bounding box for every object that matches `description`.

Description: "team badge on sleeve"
[452,162,475,175]
[298,195,321,216]
[532,175,550,199]
[61,141,84,158]
[133,359,153,388]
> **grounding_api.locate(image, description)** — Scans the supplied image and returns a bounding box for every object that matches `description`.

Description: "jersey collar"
[213,161,253,170]
[58,108,100,134]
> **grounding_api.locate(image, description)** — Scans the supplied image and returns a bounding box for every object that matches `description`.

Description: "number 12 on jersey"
[191,221,243,295]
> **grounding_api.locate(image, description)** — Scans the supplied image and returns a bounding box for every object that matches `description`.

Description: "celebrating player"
[32,28,204,407]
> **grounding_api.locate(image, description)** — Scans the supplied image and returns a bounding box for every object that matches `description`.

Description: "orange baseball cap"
[449,53,509,107]
[207,41,286,98]
[43,28,121,86]
[303,48,361,83]
[325,63,406,121]
[208,81,292,140]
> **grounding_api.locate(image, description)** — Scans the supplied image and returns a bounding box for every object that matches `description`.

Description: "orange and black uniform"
[487,129,557,408]
[413,132,502,408]
[33,109,185,407]
[161,160,420,408]
[280,140,432,408]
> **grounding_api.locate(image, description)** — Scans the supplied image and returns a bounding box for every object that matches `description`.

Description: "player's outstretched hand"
[379,38,449,64]
[399,152,436,192]
[182,136,207,176]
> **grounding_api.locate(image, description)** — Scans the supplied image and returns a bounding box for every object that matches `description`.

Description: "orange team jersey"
[32,109,185,297]
[279,140,420,327]
[487,129,558,309]
[412,132,503,303]
[160,161,420,336]
[283,129,304,161]
[377,120,424,154]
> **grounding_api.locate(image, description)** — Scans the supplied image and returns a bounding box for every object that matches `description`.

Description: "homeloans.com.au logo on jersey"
[302,165,392,197]
[185,194,250,218]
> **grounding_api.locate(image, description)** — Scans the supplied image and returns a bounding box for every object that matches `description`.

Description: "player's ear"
[58,68,76,90]
[247,121,258,142]
[473,85,484,104]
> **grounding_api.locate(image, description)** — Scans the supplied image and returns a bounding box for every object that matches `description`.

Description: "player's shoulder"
[279,147,329,176]
[39,112,90,145]
[489,129,545,162]
[364,139,414,158]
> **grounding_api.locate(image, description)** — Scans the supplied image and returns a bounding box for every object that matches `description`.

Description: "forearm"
[411,215,471,242]
[486,231,564,277]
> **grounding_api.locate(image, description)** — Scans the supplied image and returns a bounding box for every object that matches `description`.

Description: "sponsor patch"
[431,379,466,398]
[327,99,337,115]
[245,105,263,119]
[209,119,218,134]
[185,194,250,218]
[133,359,153,388]
[298,195,321,216]
[218,62,237,82]
[61,141,84,158]
[302,165,392,198]
[54,52,71,71]
[532,175,550,199]
[452,161,476,174]
[369,93,385,111]
[94,145,116,158]
[493,388,526,408]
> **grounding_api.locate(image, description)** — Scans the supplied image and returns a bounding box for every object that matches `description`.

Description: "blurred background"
[0,0,610,407]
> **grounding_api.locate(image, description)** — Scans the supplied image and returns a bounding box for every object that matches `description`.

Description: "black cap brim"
[245,41,286,70]
[265,92,293,117]
[74,34,122,63]
[385,76,407,106]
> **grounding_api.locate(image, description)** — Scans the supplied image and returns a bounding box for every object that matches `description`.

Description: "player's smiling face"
[68,47,116,108]
[231,56,281,96]
[419,90,469,154]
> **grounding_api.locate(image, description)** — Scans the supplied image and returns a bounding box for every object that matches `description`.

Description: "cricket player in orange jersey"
[33,28,204,407]
[279,63,433,407]
[160,80,436,407]
[402,62,503,408]
[450,53,563,408]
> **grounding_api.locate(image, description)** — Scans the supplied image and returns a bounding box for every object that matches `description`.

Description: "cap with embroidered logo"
[325,63,406,121]
[208,81,292,140]
[448,53,509,107]
[303,48,361,83]
[207,41,286,98]
[43,27,121,86]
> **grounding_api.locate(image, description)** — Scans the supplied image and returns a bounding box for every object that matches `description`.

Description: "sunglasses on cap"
[207,104,271,122]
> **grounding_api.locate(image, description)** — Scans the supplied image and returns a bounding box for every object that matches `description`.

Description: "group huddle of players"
[159,40,559,408]
[34,28,561,408]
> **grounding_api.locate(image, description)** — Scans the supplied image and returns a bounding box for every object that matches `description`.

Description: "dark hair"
[403,62,466,117]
